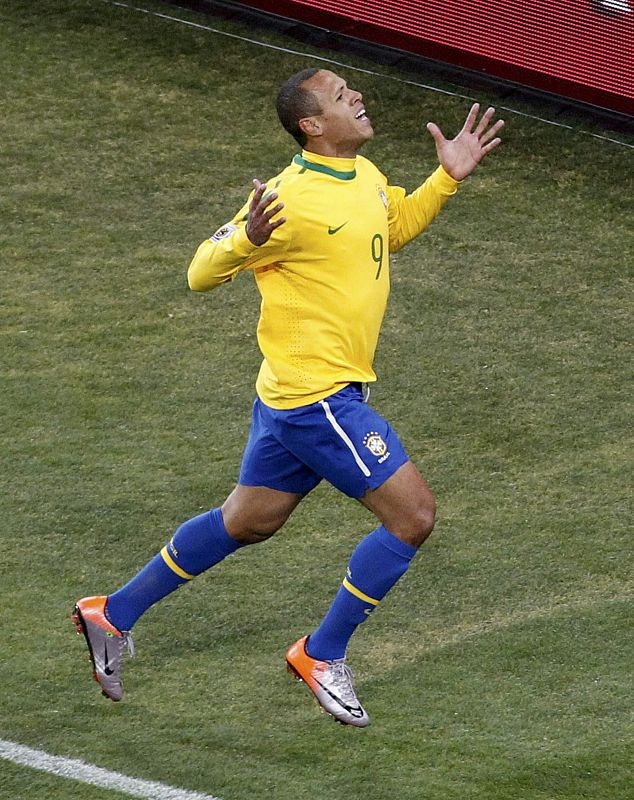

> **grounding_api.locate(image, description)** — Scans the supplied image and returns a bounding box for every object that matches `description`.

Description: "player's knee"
[393,494,436,548]
[221,492,292,545]
[222,512,284,545]
[410,498,436,546]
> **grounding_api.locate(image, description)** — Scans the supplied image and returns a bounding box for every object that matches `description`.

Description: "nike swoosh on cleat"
[328,222,348,235]
[317,680,365,717]
[104,642,114,676]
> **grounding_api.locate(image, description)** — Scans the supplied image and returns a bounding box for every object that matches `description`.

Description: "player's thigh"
[359,461,436,547]
[221,484,305,543]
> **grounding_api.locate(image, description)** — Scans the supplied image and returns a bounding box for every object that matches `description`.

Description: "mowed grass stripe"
[367,576,634,673]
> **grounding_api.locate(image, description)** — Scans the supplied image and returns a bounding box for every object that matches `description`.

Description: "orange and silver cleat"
[72,595,134,701]
[286,636,369,727]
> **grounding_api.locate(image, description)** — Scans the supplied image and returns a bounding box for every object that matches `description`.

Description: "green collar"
[293,154,356,181]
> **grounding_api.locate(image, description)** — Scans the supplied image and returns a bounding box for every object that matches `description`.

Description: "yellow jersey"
[188,150,459,409]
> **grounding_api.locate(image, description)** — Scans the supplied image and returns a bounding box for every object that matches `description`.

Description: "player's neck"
[304,141,359,160]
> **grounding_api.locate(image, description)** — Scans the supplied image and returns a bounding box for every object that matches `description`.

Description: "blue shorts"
[238,383,410,499]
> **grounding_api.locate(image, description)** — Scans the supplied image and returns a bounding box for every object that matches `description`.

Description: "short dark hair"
[276,68,323,147]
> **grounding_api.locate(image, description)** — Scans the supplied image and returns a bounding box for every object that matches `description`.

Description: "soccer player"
[73,68,503,727]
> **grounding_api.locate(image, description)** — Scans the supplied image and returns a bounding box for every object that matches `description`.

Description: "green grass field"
[1,1,632,798]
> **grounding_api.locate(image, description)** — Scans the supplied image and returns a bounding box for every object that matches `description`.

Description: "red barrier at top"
[237,0,634,115]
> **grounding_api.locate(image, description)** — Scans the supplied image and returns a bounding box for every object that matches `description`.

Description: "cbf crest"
[363,431,388,458]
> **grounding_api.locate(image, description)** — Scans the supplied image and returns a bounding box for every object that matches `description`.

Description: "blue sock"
[105,507,243,631]
[306,525,417,661]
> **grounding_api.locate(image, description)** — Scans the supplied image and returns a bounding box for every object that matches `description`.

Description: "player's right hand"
[246,179,286,246]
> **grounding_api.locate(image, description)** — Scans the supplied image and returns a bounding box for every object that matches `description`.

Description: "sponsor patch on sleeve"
[209,223,238,242]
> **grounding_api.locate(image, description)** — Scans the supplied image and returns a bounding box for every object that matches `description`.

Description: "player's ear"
[299,116,323,138]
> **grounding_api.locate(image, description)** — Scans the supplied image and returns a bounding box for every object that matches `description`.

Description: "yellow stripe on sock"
[160,546,194,580]
[342,577,379,606]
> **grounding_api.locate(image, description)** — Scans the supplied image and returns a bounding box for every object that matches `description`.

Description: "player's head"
[277,69,373,155]
[276,68,323,147]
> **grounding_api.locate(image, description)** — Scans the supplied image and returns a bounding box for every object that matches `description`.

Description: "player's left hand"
[426,103,504,181]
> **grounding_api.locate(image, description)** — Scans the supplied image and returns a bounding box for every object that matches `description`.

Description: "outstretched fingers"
[482,135,503,155]
[425,121,445,145]
[461,102,481,135]
[247,179,286,246]
[427,101,504,180]
[477,117,505,159]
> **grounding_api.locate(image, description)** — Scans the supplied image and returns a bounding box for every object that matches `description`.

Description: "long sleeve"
[187,199,292,293]
[387,165,460,253]
[188,222,257,292]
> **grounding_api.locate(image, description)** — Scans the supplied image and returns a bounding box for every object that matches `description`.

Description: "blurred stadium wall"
[174,0,634,117]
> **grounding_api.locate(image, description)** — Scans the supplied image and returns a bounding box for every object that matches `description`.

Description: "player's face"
[302,70,373,155]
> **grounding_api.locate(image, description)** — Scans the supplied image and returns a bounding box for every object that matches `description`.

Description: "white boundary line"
[0,738,221,800]
[99,0,634,150]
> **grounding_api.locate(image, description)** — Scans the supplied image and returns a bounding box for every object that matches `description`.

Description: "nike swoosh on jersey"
[328,222,349,235]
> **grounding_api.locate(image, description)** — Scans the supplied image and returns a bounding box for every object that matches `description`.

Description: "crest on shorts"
[209,223,237,242]
[363,431,387,457]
